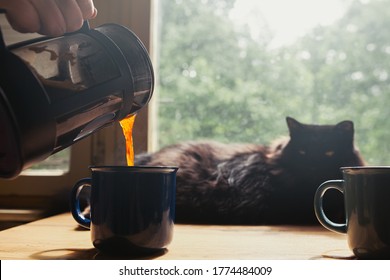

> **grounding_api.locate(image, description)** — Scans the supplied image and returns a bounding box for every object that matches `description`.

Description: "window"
[154,0,390,165]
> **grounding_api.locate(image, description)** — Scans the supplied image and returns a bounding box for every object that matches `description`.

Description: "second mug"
[314,166,390,259]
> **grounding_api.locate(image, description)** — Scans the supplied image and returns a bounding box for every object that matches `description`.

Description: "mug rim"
[341,166,390,174]
[89,165,178,173]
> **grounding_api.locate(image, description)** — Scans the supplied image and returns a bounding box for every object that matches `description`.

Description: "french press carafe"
[0,21,154,179]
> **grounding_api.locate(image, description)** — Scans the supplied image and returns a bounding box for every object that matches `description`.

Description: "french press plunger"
[0,21,154,179]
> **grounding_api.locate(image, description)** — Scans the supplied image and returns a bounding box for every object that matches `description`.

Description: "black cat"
[135,117,365,225]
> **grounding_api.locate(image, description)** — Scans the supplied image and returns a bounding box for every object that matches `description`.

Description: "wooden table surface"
[0,212,354,260]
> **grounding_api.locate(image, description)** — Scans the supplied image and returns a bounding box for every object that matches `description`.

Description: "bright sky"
[230,0,353,47]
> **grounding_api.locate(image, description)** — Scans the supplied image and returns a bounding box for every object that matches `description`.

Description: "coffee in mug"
[70,166,178,255]
[314,166,390,258]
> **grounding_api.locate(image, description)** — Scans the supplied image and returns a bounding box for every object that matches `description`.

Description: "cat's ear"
[335,120,354,132]
[286,117,303,134]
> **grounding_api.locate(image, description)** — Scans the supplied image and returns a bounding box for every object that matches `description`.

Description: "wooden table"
[0,212,354,260]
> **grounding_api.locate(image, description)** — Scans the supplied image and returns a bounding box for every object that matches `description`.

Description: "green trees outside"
[156,0,390,165]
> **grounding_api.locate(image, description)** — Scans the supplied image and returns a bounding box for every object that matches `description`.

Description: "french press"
[0,21,154,179]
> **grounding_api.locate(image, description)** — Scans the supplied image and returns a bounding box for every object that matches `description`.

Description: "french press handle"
[72,20,91,34]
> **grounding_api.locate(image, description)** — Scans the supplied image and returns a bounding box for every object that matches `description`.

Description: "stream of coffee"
[119,114,136,166]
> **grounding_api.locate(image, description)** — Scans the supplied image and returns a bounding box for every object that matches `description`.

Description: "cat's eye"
[325,150,335,157]
[299,150,306,155]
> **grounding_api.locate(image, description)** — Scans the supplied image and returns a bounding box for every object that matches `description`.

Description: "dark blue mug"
[70,166,178,255]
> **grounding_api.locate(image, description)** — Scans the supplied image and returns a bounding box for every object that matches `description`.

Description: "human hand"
[0,0,97,36]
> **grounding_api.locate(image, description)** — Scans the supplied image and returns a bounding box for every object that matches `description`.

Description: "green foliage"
[157,0,390,164]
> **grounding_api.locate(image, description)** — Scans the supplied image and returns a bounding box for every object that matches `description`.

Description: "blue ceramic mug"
[314,166,390,259]
[71,166,178,255]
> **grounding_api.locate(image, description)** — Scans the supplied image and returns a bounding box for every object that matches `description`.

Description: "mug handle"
[314,180,347,234]
[70,178,92,229]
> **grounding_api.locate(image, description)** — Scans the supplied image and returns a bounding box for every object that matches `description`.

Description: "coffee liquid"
[119,114,136,166]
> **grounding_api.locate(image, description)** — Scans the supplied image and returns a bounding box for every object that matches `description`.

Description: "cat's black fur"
[135,117,365,225]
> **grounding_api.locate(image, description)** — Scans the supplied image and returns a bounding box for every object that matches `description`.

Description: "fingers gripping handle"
[70,178,92,229]
[314,180,347,234]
